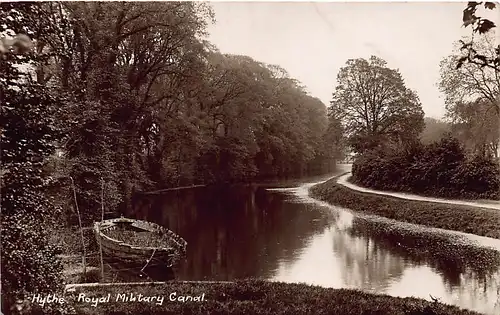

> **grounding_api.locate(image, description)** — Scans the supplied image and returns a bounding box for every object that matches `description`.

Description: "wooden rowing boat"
[94,217,187,266]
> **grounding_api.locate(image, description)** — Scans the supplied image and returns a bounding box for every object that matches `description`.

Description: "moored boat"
[94,217,187,266]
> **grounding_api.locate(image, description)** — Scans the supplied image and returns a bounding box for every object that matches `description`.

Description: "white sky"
[206,1,500,119]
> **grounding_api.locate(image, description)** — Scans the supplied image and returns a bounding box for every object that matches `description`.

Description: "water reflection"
[131,183,333,281]
[131,168,500,315]
[272,184,500,315]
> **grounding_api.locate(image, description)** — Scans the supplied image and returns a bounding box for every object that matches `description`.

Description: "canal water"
[128,166,500,315]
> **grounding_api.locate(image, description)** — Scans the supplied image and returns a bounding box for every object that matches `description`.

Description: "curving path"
[336,172,500,211]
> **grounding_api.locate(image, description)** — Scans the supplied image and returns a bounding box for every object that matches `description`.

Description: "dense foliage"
[439,33,499,159]
[448,100,498,158]
[2,2,340,225]
[1,3,65,312]
[352,136,500,199]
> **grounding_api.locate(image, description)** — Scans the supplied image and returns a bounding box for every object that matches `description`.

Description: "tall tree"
[36,1,214,218]
[330,56,424,153]
[458,1,500,162]
[441,32,500,161]
[195,53,334,181]
[194,53,266,183]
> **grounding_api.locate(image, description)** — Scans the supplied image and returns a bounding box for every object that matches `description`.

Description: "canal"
[127,166,500,315]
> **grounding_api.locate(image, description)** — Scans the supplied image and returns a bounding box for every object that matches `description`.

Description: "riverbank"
[27,280,482,314]
[310,178,500,239]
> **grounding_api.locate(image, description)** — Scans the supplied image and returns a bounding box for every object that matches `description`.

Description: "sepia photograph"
[1,1,500,314]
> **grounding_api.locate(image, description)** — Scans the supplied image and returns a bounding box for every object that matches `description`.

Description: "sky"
[206,1,500,119]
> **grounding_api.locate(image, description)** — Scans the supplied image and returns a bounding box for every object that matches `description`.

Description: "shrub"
[451,155,500,199]
[352,136,500,199]
[352,149,386,188]
[353,147,413,191]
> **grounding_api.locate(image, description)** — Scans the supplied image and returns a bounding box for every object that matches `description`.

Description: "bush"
[352,136,500,200]
[352,147,413,191]
[451,155,500,199]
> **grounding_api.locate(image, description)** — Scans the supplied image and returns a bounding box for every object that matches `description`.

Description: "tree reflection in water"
[131,183,333,281]
[336,216,500,315]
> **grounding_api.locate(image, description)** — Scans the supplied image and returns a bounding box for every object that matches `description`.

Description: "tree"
[420,117,451,145]
[458,2,500,165]
[255,66,334,177]
[459,1,499,72]
[33,1,214,218]
[440,33,500,113]
[195,53,334,181]
[195,53,272,182]
[322,111,346,163]
[330,56,425,154]
[448,99,499,158]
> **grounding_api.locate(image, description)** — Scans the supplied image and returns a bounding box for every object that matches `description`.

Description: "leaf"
[463,10,478,27]
[484,2,496,9]
[477,19,496,34]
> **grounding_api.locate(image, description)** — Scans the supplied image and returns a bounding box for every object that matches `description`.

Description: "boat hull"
[94,218,187,266]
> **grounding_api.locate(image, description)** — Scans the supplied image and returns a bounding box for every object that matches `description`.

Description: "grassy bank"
[310,179,500,239]
[25,280,482,315]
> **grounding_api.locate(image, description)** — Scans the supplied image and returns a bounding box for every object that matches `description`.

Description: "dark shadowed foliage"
[352,136,500,199]
[0,3,68,313]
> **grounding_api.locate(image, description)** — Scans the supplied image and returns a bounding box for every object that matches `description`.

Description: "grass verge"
[310,179,500,239]
[26,280,483,314]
